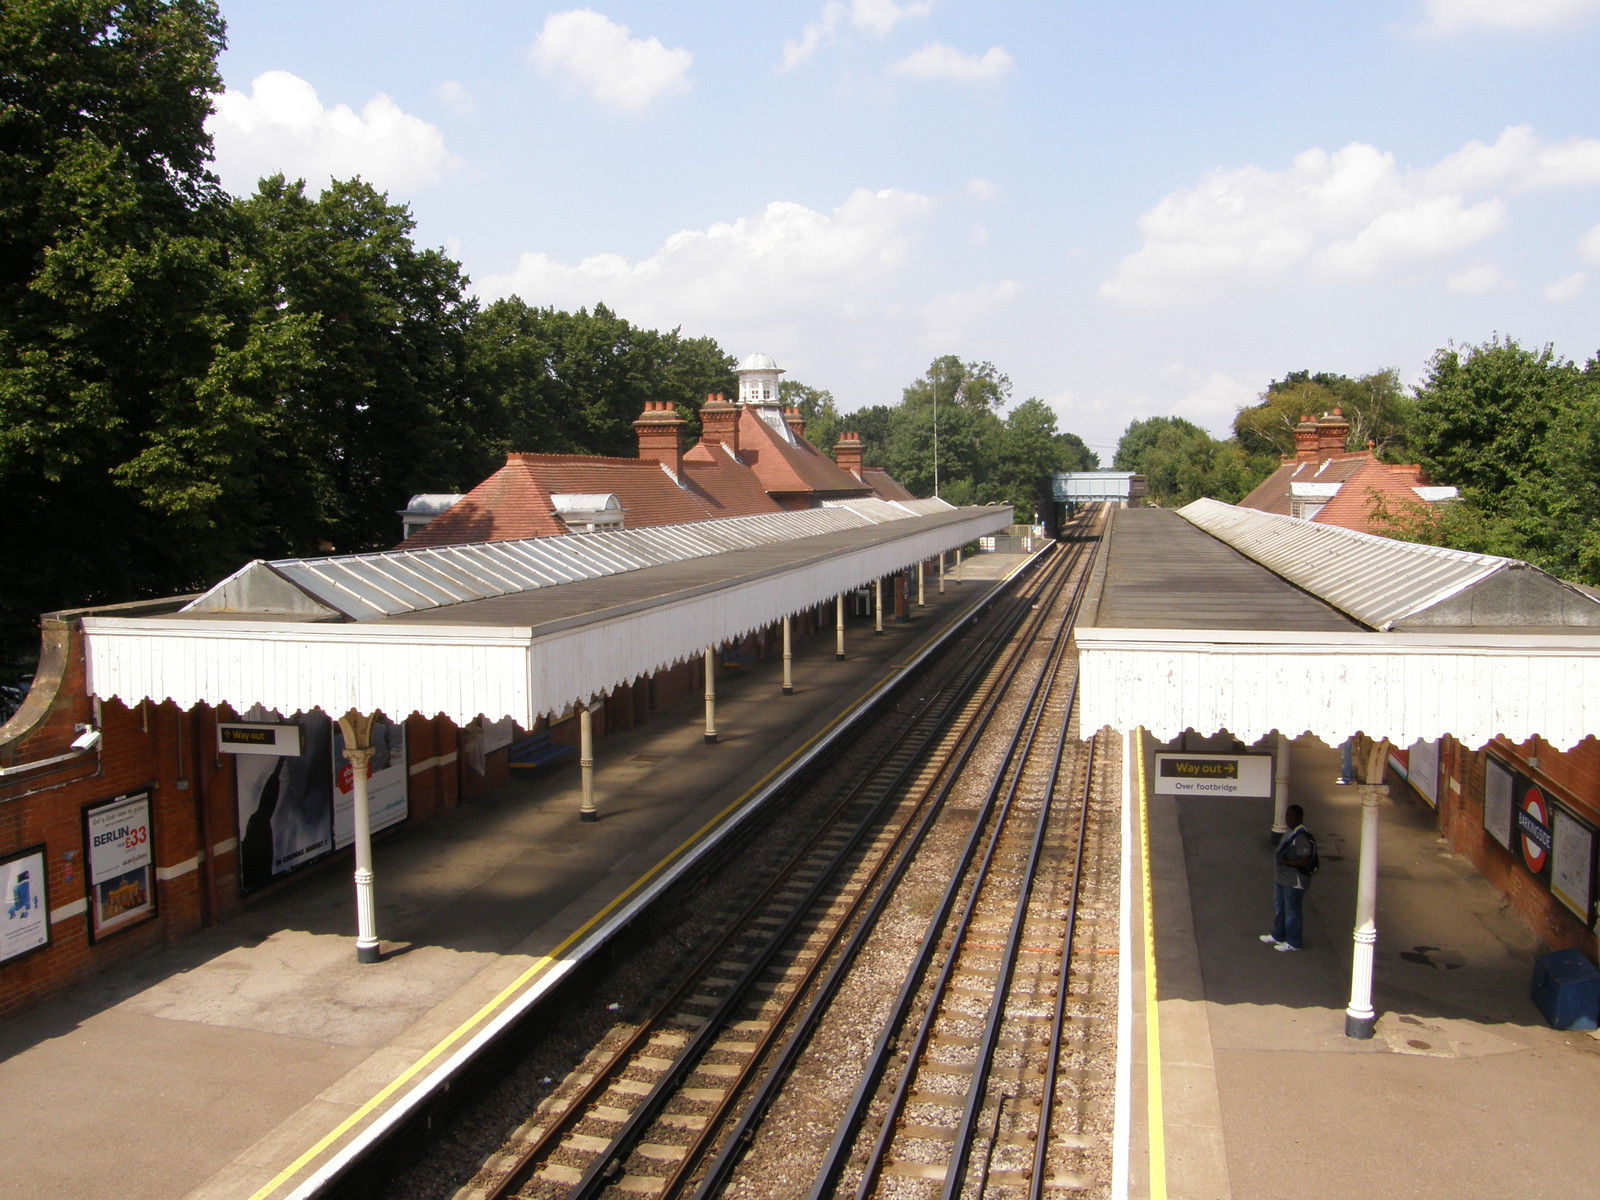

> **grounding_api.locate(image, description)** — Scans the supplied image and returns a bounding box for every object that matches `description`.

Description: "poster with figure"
[1483,757,1514,852]
[331,716,408,849]
[84,792,155,940]
[1,846,49,963]
[235,710,334,892]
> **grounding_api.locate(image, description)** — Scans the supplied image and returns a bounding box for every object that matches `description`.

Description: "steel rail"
[1031,733,1096,1200]
[804,519,1100,1200]
[684,534,1094,1200]
[479,548,1058,1200]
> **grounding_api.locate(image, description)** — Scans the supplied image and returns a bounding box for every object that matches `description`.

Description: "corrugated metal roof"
[186,505,919,623]
[1178,498,1509,629]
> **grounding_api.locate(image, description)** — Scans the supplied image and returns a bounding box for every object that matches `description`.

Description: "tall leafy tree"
[779,379,841,456]
[1115,416,1273,506]
[1233,368,1413,460]
[0,0,252,642]
[467,297,735,463]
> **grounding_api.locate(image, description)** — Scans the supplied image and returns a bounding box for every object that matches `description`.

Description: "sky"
[209,1,1600,462]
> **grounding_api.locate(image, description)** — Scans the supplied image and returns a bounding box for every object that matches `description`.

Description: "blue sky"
[210,1,1600,460]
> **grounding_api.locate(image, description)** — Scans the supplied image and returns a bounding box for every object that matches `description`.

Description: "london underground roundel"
[1519,787,1551,874]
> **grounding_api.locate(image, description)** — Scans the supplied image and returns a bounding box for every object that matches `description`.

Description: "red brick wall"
[1438,735,1598,958]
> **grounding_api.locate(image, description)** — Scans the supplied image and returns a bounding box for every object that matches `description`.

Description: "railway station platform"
[0,554,1027,1200]
[1126,734,1600,1200]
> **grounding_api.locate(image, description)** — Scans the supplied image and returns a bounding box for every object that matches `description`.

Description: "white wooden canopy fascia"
[1076,627,1600,751]
[80,508,1007,726]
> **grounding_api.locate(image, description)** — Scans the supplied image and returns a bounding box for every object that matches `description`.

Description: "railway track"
[437,509,1112,1200]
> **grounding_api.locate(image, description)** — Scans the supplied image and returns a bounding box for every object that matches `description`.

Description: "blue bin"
[1531,948,1600,1031]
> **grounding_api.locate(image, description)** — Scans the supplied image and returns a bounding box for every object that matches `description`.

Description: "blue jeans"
[1272,883,1304,948]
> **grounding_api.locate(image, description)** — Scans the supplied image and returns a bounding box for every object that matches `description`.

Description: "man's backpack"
[1301,831,1320,877]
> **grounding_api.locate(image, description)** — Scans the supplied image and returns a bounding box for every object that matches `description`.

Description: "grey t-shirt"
[1276,827,1313,888]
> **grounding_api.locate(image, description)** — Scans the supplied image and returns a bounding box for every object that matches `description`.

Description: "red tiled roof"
[734,407,874,500]
[1236,452,1372,516]
[680,441,785,520]
[862,467,916,502]
[1311,458,1434,533]
[398,454,713,549]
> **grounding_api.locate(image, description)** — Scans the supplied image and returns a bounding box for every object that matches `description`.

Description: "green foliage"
[467,297,736,460]
[1114,416,1275,506]
[779,380,841,454]
[1385,336,1600,584]
[1233,368,1413,460]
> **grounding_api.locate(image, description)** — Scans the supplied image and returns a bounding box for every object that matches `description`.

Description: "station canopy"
[82,501,1011,727]
[1076,500,1600,751]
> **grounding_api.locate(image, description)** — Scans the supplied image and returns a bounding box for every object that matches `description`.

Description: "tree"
[1387,336,1600,583]
[1233,368,1413,460]
[1114,416,1274,506]
[0,0,249,642]
[466,297,736,462]
[779,380,841,455]
[233,175,487,554]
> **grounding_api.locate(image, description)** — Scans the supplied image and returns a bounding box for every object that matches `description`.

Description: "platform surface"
[0,555,1022,1200]
[1129,736,1600,1200]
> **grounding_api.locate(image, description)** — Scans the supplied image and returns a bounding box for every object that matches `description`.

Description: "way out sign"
[217,722,305,756]
[1153,753,1273,798]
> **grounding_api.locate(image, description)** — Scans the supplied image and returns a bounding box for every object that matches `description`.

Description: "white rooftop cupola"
[736,351,794,442]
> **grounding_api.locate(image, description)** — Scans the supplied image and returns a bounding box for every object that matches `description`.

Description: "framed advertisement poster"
[1,845,50,964]
[1483,757,1514,852]
[1550,808,1597,921]
[235,710,334,893]
[1409,739,1440,807]
[332,715,408,849]
[83,792,156,941]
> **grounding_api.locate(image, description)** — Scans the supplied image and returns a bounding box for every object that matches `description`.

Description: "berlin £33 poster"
[83,792,156,940]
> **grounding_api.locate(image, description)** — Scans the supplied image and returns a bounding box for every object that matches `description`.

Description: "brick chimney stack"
[633,400,685,479]
[1292,415,1319,462]
[698,392,740,457]
[1316,407,1350,457]
[783,406,805,440]
[834,431,864,477]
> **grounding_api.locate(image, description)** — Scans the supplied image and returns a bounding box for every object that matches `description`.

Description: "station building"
[0,353,1006,1017]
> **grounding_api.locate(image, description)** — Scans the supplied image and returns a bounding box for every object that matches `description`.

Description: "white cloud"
[529,10,691,111]
[1545,271,1588,301]
[1097,131,1600,306]
[965,177,1001,202]
[1446,262,1514,294]
[436,80,475,115]
[478,188,935,334]
[1160,366,1263,439]
[1415,0,1600,34]
[1579,223,1600,266]
[971,224,990,245]
[890,43,1014,84]
[1427,126,1600,193]
[1318,196,1506,278]
[917,280,1021,345]
[780,0,933,69]
[208,71,458,196]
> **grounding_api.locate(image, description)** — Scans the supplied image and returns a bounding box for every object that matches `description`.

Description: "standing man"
[1261,804,1314,952]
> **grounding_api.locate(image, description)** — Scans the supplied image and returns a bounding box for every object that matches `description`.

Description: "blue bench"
[508,730,576,770]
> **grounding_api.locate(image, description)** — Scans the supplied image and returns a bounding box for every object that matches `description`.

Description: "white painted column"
[337,712,380,964]
[579,703,597,822]
[1345,783,1383,1038]
[955,546,964,582]
[703,646,718,744]
[782,616,793,695]
[916,561,925,607]
[835,595,846,660]
[938,552,946,595]
[1272,732,1290,838]
[874,578,884,635]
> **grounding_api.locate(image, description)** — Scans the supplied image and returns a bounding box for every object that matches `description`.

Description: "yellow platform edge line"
[1136,730,1167,1200]
[249,668,898,1200]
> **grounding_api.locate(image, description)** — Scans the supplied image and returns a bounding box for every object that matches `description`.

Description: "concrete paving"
[1131,735,1600,1200]
[0,556,1024,1200]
